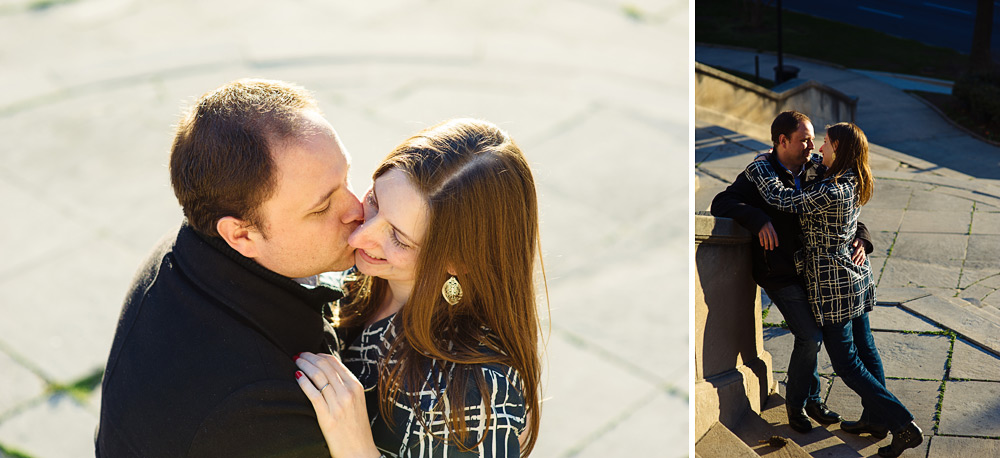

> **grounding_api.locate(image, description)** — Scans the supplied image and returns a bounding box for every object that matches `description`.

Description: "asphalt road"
[781,0,999,60]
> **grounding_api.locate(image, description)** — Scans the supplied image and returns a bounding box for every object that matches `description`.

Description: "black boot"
[878,422,922,457]
[841,418,889,439]
[805,401,842,424]
[787,407,813,433]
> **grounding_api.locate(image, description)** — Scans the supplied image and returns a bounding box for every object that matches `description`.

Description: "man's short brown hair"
[169,78,319,238]
[771,110,811,148]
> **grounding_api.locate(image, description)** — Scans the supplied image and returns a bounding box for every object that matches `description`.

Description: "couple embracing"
[712,111,922,457]
[95,79,541,457]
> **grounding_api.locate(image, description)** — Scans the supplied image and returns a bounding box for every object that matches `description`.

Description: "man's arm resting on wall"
[710,172,772,234]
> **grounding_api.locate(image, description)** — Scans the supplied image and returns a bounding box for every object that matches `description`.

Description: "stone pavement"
[763,300,1000,457]
[696,122,1000,456]
[0,1,688,457]
[696,43,1000,183]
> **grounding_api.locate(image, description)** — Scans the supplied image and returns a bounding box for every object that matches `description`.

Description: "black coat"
[710,154,873,291]
[96,222,343,457]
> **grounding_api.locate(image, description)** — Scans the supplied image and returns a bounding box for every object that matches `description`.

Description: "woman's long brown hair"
[339,118,542,455]
[825,122,875,206]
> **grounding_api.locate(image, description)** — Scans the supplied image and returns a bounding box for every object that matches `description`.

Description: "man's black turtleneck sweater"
[96,222,342,457]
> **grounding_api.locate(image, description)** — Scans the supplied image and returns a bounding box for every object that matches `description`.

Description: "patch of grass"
[910,90,1000,143]
[931,333,957,433]
[0,443,34,458]
[28,0,76,11]
[898,329,956,337]
[761,307,770,320]
[696,0,968,81]
[48,368,103,402]
[621,4,645,21]
[762,320,789,329]
[944,333,956,375]
[933,379,947,433]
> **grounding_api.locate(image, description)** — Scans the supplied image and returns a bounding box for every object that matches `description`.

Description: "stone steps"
[696,421,763,458]
[696,400,816,458]
[755,394,862,457]
[697,393,875,457]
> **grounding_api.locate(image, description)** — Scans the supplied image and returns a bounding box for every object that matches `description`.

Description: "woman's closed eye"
[390,230,411,249]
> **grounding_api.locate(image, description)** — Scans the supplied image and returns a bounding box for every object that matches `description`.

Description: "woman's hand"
[295,352,381,458]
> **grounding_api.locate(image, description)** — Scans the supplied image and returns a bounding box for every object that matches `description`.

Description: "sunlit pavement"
[0,2,688,457]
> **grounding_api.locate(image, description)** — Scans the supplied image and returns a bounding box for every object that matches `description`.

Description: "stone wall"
[694,214,774,440]
[695,62,857,140]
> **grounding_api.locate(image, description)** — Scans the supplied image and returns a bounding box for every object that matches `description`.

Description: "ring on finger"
[319,383,331,392]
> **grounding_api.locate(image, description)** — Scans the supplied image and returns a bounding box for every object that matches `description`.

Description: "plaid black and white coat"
[745,160,876,326]
[340,314,526,457]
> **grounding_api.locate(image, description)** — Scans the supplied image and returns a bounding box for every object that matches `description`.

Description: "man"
[711,111,873,433]
[96,79,363,456]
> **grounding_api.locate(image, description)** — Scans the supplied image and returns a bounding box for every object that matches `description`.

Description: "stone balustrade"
[694,213,775,440]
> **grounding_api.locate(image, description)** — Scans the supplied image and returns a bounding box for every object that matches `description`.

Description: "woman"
[746,122,921,458]
[295,118,542,457]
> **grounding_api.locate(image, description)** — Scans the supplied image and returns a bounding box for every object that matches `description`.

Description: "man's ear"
[217,216,260,259]
[778,133,788,148]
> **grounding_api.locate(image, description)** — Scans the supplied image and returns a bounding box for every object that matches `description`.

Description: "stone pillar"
[694,214,775,440]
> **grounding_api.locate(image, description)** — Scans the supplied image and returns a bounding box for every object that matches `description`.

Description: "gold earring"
[441,276,463,305]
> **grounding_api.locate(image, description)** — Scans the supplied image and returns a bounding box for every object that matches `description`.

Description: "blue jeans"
[822,313,913,431]
[765,284,824,411]
[847,312,886,425]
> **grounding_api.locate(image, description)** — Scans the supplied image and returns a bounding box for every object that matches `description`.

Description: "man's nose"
[342,189,363,225]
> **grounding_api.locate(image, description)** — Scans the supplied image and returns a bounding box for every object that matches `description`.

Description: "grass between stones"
[932,332,957,434]
[27,0,76,11]
[46,367,103,402]
[762,320,788,330]
[621,4,645,21]
[0,443,34,458]
[0,0,77,14]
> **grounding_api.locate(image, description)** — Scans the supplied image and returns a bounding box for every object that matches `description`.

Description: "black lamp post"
[774,0,799,84]
[776,0,784,81]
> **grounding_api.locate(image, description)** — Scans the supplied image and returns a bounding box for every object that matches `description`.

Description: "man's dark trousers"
[765,283,824,411]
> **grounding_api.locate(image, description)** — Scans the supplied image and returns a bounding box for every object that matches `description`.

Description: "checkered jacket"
[745,161,876,325]
[341,315,526,457]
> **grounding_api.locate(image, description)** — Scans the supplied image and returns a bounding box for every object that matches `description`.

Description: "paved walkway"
[697,44,1000,183]
[764,299,1000,458]
[0,2,688,457]
[696,43,1000,311]
[696,119,1000,455]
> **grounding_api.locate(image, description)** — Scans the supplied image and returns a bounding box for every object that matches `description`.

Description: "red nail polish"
[295,371,303,379]
[293,355,300,361]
